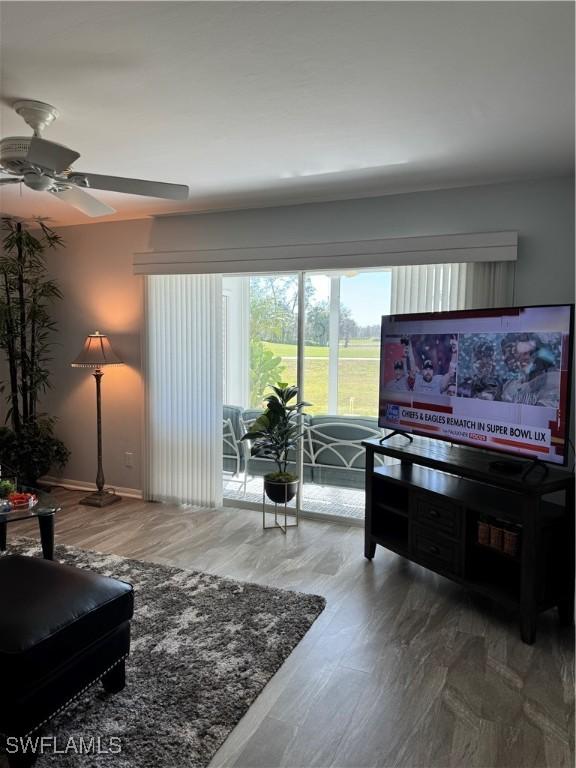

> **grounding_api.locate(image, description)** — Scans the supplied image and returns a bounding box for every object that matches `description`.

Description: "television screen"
[379,304,574,465]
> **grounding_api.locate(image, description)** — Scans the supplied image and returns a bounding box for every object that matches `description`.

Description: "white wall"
[43,176,573,490]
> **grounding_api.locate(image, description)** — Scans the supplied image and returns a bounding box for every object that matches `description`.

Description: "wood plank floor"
[8,490,574,768]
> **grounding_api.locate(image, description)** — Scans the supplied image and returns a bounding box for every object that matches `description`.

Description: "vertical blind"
[146,274,223,507]
[390,261,514,314]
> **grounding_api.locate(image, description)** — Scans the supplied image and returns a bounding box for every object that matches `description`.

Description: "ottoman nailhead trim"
[1,654,129,740]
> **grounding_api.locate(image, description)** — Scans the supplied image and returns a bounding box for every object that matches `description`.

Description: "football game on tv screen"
[379,305,574,465]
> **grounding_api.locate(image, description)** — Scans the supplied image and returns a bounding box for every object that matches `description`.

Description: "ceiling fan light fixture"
[22,172,55,192]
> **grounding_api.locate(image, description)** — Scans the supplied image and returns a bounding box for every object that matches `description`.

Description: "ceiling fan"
[0,100,189,217]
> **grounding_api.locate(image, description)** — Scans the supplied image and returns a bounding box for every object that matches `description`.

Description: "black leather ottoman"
[0,555,134,765]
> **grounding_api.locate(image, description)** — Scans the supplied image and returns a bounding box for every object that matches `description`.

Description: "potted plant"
[0,478,16,498]
[242,383,309,504]
[0,219,70,486]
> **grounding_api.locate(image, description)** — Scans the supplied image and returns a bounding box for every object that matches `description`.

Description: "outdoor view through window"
[248,271,391,416]
[222,269,392,520]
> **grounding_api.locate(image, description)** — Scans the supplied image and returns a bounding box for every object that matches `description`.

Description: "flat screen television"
[379,304,574,466]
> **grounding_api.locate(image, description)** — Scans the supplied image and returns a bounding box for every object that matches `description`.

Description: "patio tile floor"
[223,475,364,521]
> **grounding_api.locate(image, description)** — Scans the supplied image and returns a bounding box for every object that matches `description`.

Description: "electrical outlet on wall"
[124,452,134,468]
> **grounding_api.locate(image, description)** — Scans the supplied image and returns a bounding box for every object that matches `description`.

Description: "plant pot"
[264,476,299,504]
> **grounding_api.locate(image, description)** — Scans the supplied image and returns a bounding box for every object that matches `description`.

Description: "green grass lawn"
[264,341,380,359]
[262,342,379,416]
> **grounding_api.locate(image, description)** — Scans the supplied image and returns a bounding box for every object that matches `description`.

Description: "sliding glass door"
[222,273,300,506]
[300,271,391,520]
[221,268,394,520]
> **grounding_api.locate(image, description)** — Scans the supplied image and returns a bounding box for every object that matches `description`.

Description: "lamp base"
[79,490,122,508]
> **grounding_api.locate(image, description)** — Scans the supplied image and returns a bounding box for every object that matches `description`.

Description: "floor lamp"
[71,331,124,507]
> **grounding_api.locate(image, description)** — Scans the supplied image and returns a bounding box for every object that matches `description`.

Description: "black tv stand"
[522,458,550,482]
[489,459,525,475]
[379,429,413,444]
[363,434,574,644]
[488,457,550,481]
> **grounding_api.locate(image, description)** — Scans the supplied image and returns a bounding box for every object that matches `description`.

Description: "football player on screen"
[404,335,458,395]
[500,333,560,408]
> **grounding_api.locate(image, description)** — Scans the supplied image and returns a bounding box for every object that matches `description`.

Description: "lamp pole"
[94,367,105,494]
[71,331,123,507]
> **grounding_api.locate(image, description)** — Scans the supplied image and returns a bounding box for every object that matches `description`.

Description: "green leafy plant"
[0,478,16,498]
[241,383,309,480]
[249,339,285,408]
[0,219,70,485]
[0,422,69,487]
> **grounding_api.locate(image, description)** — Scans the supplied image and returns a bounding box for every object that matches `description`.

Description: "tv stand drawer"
[411,525,460,575]
[413,494,462,538]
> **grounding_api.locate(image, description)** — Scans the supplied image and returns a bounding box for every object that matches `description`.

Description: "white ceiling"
[0,1,574,226]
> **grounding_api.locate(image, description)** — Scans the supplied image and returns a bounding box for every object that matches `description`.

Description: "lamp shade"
[71,331,124,368]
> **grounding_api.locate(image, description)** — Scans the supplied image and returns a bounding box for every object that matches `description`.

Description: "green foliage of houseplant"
[241,383,309,502]
[0,478,15,498]
[0,421,69,487]
[0,219,70,485]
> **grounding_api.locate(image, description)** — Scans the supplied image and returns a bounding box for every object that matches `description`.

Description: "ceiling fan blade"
[0,177,22,185]
[27,138,80,173]
[49,186,116,218]
[70,172,189,200]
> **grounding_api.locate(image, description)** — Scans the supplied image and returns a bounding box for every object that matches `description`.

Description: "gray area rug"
[7,539,326,768]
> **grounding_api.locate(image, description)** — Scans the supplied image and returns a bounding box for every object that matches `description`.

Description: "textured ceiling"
[0,1,574,226]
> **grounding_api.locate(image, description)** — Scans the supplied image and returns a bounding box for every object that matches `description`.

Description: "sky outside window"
[309,270,391,326]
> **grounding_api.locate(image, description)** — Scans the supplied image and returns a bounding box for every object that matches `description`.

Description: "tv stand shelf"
[363,435,575,644]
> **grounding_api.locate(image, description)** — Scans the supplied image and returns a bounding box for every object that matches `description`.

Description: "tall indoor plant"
[242,383,309,503]
[0,218,69,485]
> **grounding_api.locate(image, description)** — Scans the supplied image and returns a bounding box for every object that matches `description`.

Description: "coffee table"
[0,486,61,560]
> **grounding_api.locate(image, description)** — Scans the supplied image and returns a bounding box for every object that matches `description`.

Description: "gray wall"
[43,219,151,492]
[44,176,574,491]
[150,175,574,306]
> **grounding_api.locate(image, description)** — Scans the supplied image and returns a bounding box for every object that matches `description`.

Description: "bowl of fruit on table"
[7,490,38,510]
